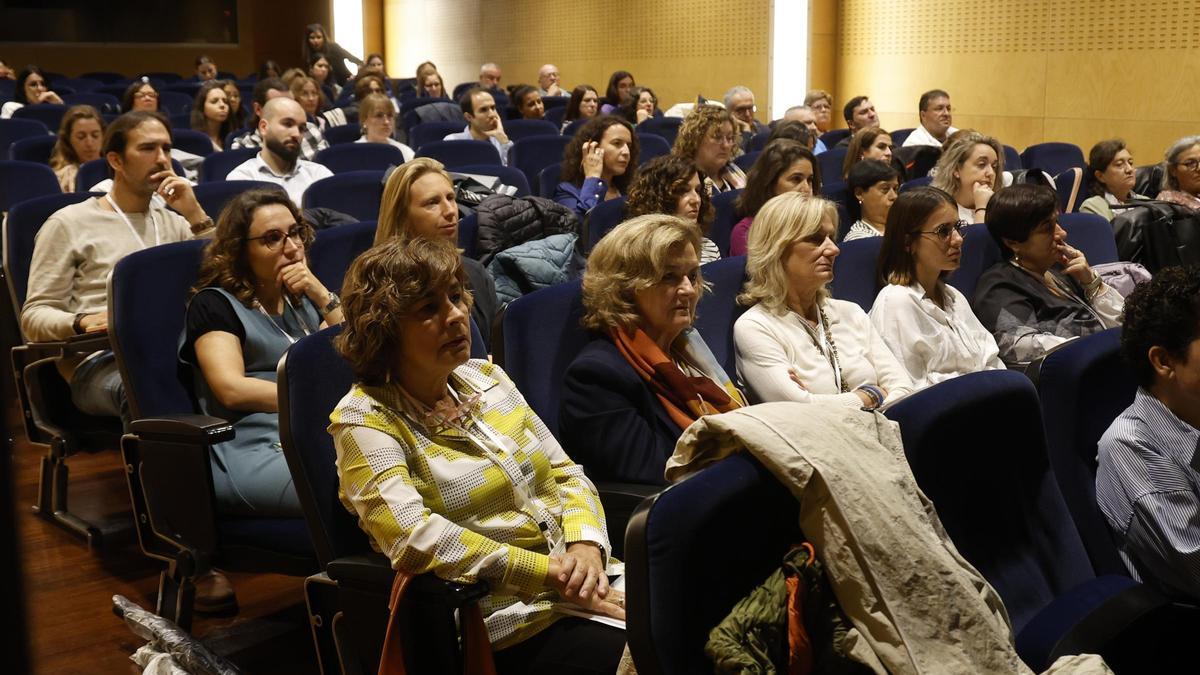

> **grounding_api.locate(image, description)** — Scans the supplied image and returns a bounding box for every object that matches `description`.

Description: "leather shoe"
[194,570,238,615]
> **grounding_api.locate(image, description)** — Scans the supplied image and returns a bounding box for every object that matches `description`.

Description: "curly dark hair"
[735,140,819,219]
[1120,266,1200,388]
[560,115,639,193]
[625,154,714,230]
[193,188,315,306]
[337,237,473,385]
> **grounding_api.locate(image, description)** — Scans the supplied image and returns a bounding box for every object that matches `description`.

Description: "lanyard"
[256,295,313,345]
[105,193,159,249]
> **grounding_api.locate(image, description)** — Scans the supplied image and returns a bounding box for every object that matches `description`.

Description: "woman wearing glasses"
[122,79,161,113]
[1079,139,1147,221]
[869,187,1004,390]
[182,188,343,518]
[972,184,1122,366]
[1156,136,1200,210]
[672,105,746,194]
[734,192,913,407]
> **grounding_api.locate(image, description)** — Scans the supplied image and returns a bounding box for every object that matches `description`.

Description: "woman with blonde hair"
[734,192,912,407]
[49,105,104,192]
[355,93,415,160]
[931,131,1004,223]
[672,105,745,194]
[376,158,498,343]
[560,214,745,484]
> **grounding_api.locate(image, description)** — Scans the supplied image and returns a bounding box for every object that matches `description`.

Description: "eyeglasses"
[920,220,966,241]
[732,104,756,114]
[709,134,738,145]
[1176,158,1200,172]
[810,103,832,112]
[136,90,159,99]
[247,225,305,250]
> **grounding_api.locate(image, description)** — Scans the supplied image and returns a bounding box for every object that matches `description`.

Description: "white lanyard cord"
[104,193,160,249]
[255,294,312,345]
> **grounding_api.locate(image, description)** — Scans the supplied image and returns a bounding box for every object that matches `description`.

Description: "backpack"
[1111,200,1200,273]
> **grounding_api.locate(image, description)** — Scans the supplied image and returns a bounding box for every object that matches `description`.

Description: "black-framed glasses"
[1176,158,1200,172]
[247,225,304,250]
[920,220,966,241]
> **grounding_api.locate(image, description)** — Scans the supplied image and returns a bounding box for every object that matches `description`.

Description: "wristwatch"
[72,312,87,335]
[321,292,341,316]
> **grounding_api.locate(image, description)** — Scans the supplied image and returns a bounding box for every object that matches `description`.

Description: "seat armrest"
[329,553,489,606]
[596,481,660,560]
[62,331,110,356]
[130,415,234,444]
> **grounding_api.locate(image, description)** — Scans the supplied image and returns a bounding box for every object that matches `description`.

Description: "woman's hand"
[580,141,604,178]
[39,91,64,105]
[635,108,652,124]
[550,541,608,601]
[1058,242,1096,285]
[973,180,994,212]
[787,368,808,391]
[279,259,329,303]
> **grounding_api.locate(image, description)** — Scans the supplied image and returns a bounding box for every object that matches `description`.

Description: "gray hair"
[480,62,499,74]
[723,85,753,109]
[1162,135,1200,191]
[784,105,812,116]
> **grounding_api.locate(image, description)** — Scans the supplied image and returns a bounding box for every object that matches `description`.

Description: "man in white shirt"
[903,89,958,148]
[537,64,563,97]
[226,97,333,207]
[21,110,214,420]
[443,87,513,165]
[231,78,329,161]
[781,105,828,154]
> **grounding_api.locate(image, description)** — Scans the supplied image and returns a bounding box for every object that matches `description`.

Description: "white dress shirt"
[734,299,914,407]
[902,124,958,148]
[869,282,1005,391]
[225,152,334,208]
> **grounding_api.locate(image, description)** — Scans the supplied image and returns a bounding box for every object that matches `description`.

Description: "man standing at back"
[226,97,333,207]
[903,89,957,148]
[443,87,513,166]
[1097,266,1200,601]
[21,111,214,422]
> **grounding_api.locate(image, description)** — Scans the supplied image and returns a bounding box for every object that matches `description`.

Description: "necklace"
[795,301,846,393]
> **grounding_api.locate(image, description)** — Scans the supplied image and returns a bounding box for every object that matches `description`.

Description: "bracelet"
[321,292,341,316]
[1084,272,1103,296]
[974,207,987,213]
[856,384,884,409]
[189,216,214,234]
[72,312,87,335]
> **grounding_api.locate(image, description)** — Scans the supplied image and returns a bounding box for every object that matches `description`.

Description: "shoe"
[193,570,238,615]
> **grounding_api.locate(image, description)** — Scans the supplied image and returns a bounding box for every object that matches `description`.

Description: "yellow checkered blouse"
[329,359,610,649]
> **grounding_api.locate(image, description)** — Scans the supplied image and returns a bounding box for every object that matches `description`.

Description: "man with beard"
[230,78,328,161]
[903,89,958,148]
[227,97,333,207]
[22,110,215,423]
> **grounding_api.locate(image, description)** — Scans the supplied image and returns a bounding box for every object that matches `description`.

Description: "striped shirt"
[1096,388,1200,599]
[328,359,610,649]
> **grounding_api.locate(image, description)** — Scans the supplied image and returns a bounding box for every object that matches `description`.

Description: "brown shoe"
[194,570,238,615]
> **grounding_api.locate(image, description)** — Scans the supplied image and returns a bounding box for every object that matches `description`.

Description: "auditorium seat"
[0,160,62,212]
[7,135,56,164]
[1003,144,1023,171]
[1060,212,1118,265]
[192,180,281,221]
[309,220,377,293]
[636,117,683,146]
[302,170,386,222]
[158,91,194,116]
[171,128,217,157]
[503,119,560,141]
[76,157,186,192]
[1021,142,1085,177]
[829,235,884,311]
[583,196,627,251]
[733,150,759,172]
[536,164,561,199]
[314,143,407,174]
[199,148,257,183]
[1055,167,1084,213]
[453,164,531,197]
[890,127,915,145]
[13,103,69,132]
[323,124,362,146]
[408,121,467,151]
[819,128,850,148]
[900,175,933,192]
[692,255,749,377]
[946,223,1001,301]
[61,92,121,114]
[821,180,854,240]
[416,139,502,169]
[562,118,588,139]
[507,135,572,191]
[0,119,51,159]
[709,188,742,257]
[636,132,672,162]
[817,146,848,182]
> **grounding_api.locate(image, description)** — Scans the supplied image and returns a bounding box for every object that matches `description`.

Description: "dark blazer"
[559,338,683,485]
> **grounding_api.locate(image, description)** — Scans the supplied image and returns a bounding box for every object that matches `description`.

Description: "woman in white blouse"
[734,192,913,409]
[869,186,1005,389]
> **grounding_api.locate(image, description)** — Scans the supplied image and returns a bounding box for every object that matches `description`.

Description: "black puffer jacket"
[472,194,580,266]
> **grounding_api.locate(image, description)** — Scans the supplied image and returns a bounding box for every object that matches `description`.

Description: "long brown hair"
[49,105,104,170]
[560,115,639,192]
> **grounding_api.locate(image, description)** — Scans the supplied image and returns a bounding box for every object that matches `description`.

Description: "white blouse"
[354,136,415,162]
[734,299,914,407]
[869,282,1005,391]
[843,219,883,242]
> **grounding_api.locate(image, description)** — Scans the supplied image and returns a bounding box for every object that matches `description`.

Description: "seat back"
[747,129,772,152]
[821,181,854,240]
[158,91,194,116]
[692,256,748,378]
[453,164,531,197]
[4,192,96,320]
[503,119,560,141]
[733,150,759,172]
[1055,168,1084,213]
[1003,145,1023,171]
[635,117,683,146]
[817,146,848,182]
[819,129,850,148]
[192,181,282,223]
[324,124,362,146]
[408,121,468,151]
[314,143,407,174]
[562,118,588,139]
[8,135,56,164]
[584,196,627,251]
[901,175,933,192]
[829,235,884,310]
[709,188,743,257]
[0,160,62,212]
[625,454,800,675]
[508,136,572,189]
[171,128,217,157]
[309,220,377,293]
[302,171,386,223]
[200,148,258,183]
[1035,328,1133,577]
[947,223,1001,300]
[13,104,69,132]
[109,239,209,420]
[416,140,501,169]
[60,92,121,114]
[0,119,50,159]
[543,106,566,126]
[884,370,1096,633]
[636,132,671,163]
[1021,142,1085,176]
[1060,212,1118,265]
[890,127,915,145]
[458,213,478,259]
[499,280,588,436]
[536,164,561,199]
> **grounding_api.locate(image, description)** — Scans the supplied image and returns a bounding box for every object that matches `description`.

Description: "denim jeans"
[69,350,128,429]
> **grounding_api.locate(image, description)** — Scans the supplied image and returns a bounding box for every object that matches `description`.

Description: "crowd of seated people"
[14,47,1200,673]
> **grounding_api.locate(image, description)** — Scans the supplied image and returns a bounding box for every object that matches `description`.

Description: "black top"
[183,290,316,362]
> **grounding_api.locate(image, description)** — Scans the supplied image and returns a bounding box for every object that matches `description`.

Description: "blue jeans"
[69,350,128,429]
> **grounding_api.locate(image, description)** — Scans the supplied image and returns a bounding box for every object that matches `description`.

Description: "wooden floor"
[8,405,321,675]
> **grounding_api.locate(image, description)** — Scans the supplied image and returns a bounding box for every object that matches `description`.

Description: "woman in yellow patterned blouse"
[329,237,625,673]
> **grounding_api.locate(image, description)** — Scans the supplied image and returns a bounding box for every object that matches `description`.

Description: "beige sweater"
[20,197,196,343]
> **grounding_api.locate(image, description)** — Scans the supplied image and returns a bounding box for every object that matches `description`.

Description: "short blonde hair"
[672,105,742,162]
[931,131,1004,196]
[359,92,395,125]
[582,214,705,331]
[738,193,839,314]
[376,157,454,245]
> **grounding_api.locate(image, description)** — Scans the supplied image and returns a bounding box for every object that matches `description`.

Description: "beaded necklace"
[795,301,847,393]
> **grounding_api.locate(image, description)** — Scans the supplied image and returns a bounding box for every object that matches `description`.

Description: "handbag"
[376,571,498,675]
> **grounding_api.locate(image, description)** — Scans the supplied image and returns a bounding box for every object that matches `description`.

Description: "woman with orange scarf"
[560,214,746,484]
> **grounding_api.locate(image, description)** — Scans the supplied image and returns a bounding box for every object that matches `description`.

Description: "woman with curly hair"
[729,140,818,256]
[625,154,720,263]
[182,188,343,517]
[672,105,745,194]
[555,115,639,220]
[48,105,104,193]
[190,80,234,152]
